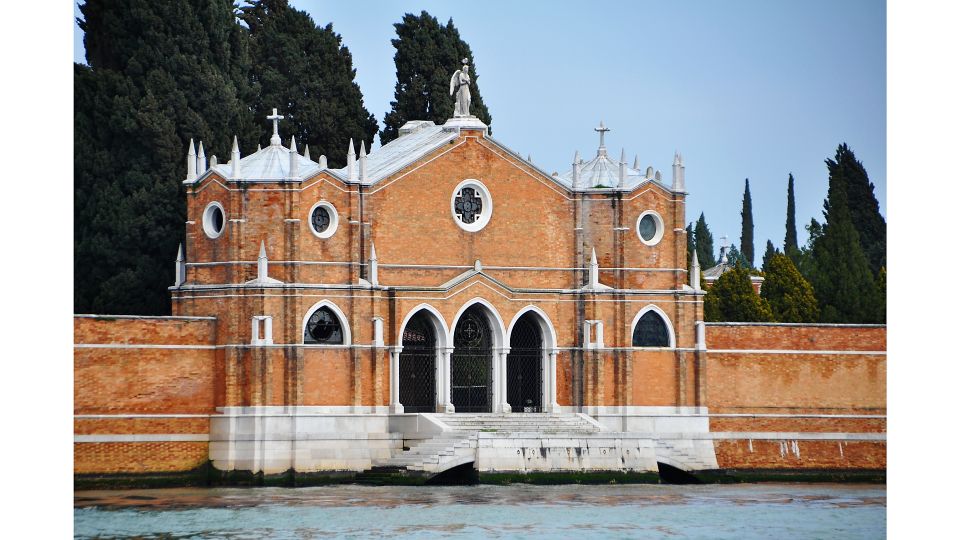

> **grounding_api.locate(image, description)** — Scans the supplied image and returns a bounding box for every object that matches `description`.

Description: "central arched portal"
[451,305,493,412]
[399,311,437,413]
[507,312,543,412]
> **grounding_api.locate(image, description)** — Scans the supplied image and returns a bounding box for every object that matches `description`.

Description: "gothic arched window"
[632,310,670,347]
[304,306,344,344]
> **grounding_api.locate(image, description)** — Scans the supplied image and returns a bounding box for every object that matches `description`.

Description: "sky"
[73,0,886,257]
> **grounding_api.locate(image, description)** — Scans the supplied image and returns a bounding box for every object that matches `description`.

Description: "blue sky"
[74,0,885,257]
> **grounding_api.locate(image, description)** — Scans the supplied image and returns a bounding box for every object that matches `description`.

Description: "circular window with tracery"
[308,201,339,239]
[636,210,664,246]
[451,180,492,232]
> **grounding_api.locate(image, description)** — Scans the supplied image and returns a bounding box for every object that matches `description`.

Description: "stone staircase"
[372,430,477,474]
[654,439,719,471]
[431,413,604,434]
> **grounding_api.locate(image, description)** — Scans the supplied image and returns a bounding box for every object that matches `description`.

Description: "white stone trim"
[251,315,273,345]
[301,299,352,345]
[398,303,451,349]
[636,209,665,246]
[307,200,339,239]
[450,179,493,232]
[506,305,560,412]
[202,201,226,239]
[396,304,451,412]
[630,304,676,348]
[450,298,508,411]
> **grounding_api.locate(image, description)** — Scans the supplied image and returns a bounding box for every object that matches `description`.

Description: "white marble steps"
[431,413,603,433]
[377,431,476,471]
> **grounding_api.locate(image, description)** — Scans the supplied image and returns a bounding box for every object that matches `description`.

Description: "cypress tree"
[686,223,695,271]
[76,0,257,315]
[694,213,717,268]
[241,0,378,167]
[784,173,799,260]
[826,144,886,275]
[380,11,493,144]
[739,178,754,267]
[809,161,883,322]
[726,244,749,267]
[761,239,777,272]
[760,253,819,323]
[704,262,773,322]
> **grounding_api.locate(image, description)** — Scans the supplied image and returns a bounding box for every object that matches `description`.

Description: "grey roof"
[703,262,765,282]
[557,150,670,191]
[330,122,457,183]
[205,143,321,182]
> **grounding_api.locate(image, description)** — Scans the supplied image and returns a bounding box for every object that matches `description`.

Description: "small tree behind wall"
[704,262,774,322]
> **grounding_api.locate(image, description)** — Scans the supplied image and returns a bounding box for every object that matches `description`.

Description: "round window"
[450,180,492,232]
[202,202,225,239]
[636,210,664,246]
[308,201,338,239]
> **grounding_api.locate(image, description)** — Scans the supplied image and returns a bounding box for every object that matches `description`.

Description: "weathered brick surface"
[706,323,886,351]
[714,440,886,469]
[74,442,209,474]
[74,418,209,435]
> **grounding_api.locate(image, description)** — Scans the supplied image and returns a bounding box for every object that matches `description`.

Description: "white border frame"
[636,210,664,246]
[301,300,352,346]
[450,179,493,232]
[202,201,226,239]
[307,201,339,239]
[630,304,676,349]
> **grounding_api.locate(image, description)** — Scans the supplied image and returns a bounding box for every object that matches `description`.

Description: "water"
[74,483,885,539]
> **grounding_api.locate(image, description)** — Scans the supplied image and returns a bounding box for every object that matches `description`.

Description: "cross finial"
[594,120,610,157]
[267,108,285,146]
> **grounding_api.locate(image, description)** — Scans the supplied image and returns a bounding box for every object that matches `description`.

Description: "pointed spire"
[186,139,197,181]
[257,143,262,151]
[347,138,357,181]
[527,153,532,162]
[691,247,701,290]
[572,150,581,189]
[655,170,662,182]
[618,148,627,188]
[174,243,185,286]
[359,140,367,181]
[645,166,654,180]
[197,142,207,173]
[289,135,299,178]
[369,241,379,286]
[319,155,327,169]
[672,150,685,192]
[230,136,241,179]
[257,240,269,281]
[303,144,310,161]
[633,154,640,170]
[589,247,600,288]
[209,155,217,167]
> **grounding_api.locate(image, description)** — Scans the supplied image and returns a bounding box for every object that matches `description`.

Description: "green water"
[74,483,885,539]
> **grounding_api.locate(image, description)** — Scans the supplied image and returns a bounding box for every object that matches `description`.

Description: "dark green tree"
[686,223,695,270]
[739,178,754,267]
[784,173,800,264]
[725,244,749,267]
[761,239,777,272]
[75,0,257,315]
[795,218,822,281]
[694,213,717,268]
[826,144,886,275]
[241,0,377,167]
[704,262,774,322]
[760,253,820,323]
[809,161,883,323]
[380,11,493,144]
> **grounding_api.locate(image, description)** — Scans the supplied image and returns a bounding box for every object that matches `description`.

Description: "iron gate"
[451,306,492,412]
[507,313,543,412]
[399,312,436,413]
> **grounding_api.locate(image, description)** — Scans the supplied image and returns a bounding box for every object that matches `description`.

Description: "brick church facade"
[75,106,885,482]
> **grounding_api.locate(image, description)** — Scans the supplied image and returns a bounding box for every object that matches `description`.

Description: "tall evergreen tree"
[75,0,256,315]
[380,11,492,144]
[694,213,717,268]
[704,262,773,322]
[241,0,377,167]
[784,173,799,261]
[726,244,749,267]
[739,178,754,267]
[760,253,819,323]
[809,160,883,322]
[826,144,886,275]
[686,223,695,271]
[761,239,777,272]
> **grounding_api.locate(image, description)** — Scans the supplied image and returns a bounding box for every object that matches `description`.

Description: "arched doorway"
[399,311,436,412]
[451,305,493,412]
[507,312,543,412]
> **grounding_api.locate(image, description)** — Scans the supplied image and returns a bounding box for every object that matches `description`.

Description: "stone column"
[389,346,403,413]
[548,349,560,412]
[440,347,455,413]
[497,348,512,413]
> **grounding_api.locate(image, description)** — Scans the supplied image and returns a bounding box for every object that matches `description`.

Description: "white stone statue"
[449,59,472,117]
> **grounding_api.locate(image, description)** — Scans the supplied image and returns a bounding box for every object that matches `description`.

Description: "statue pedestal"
[443,116,488,134]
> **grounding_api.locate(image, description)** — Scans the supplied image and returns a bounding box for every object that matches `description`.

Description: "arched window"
[632,310,670,347]
[304,306,344,344]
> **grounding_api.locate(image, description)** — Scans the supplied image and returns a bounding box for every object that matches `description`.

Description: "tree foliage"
[739,178,754,267]
[241,0,377,167]
[784,172,800,265]
[762,239,777,272]
[686,223,695,271]
[704,262,773,322]
[826,144,886,275]
[380,11,492,144]
[760,253,819,322]
[75,0,257,315]
[694,213,717,268]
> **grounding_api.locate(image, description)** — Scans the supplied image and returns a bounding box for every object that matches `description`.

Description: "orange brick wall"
[714,440,885,470]
[74,442,210,474]
[705,323,886,351]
